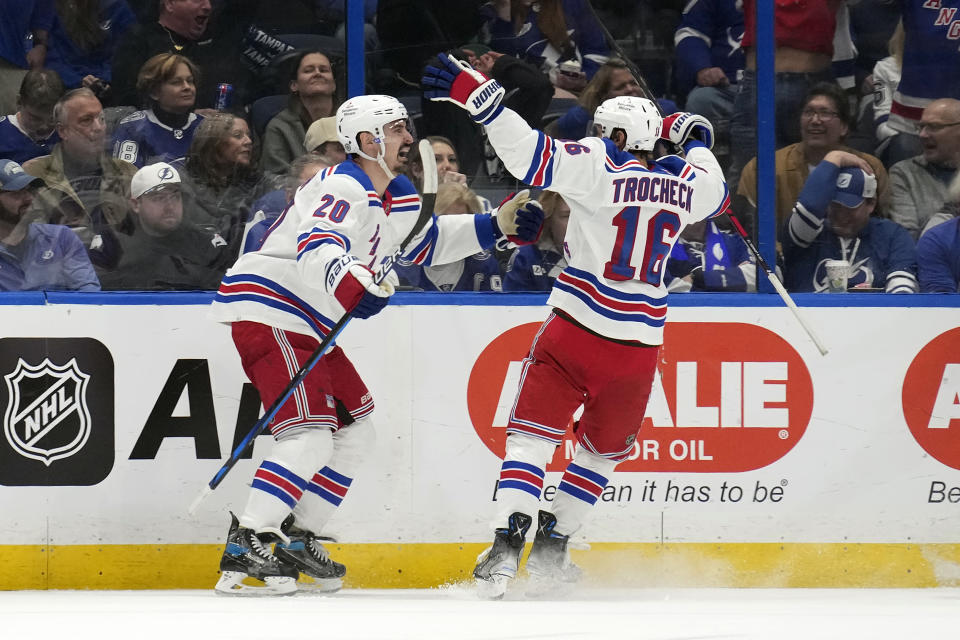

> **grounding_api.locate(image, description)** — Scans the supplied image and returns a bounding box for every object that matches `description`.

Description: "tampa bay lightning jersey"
[485,107,730,344]
[504,241,568,292]
[210,161,498,338]
[396,249,502,291]
[111,109,203,167]
[0,115,59,164]
[784,161,918,293]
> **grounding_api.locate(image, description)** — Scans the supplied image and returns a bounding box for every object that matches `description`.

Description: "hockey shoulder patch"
[118,110,147,125]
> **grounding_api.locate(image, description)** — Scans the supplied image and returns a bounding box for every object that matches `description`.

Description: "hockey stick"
[726,215,829,355]
[581,2,661,116]
[188,138,439,515]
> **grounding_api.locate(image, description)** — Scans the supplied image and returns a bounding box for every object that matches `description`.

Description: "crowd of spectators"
[0,0,955,294]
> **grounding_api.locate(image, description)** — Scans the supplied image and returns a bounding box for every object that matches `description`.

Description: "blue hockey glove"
[422,53,505,125]
[661,112,715,152]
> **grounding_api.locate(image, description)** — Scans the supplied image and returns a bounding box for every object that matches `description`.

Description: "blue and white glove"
[421,53,505,125]
[492,190,544,245]
[660,112,715,152]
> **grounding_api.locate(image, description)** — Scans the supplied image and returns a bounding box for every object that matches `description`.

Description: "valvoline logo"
[467,322,813,472]
[902,328,960,470]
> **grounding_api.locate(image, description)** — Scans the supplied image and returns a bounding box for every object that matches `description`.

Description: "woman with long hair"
[180,111,265,256]
[46,0,137,94]
[261,50,342,177]
[406,135,467,189]
[111,53,204,167]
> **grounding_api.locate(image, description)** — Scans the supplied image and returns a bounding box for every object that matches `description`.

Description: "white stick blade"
[419,138,438,194]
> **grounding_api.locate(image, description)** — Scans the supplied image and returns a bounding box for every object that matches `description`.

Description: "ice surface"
[3,586,958,639]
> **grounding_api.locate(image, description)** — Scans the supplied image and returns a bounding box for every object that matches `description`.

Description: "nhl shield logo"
[3,358,92,466]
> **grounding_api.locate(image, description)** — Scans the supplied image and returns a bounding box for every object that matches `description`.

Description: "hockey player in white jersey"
[423,54,730,598]
[207,94,544,595]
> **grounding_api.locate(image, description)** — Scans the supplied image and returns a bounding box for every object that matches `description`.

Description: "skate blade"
[524,569,579,599]
[296,575,343,594]
[474,574,511,600]
[214,571,297,596]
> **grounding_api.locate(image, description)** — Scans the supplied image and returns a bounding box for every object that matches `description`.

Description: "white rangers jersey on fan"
[485,108,730,344]
[210,160,497,338]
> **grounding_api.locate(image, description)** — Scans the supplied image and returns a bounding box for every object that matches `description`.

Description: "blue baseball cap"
[832,167,877,208]
[0,159,43,191]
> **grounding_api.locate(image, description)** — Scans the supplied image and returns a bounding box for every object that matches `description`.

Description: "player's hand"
[696,67,729,88]
[333,263,394,319]
[440,170,468,185]
[553,69,587,91]
[660,112,715,151]
[422,53,505,125]
[823,150,874,174]
[493,190,544,245]
[25,43,46,70]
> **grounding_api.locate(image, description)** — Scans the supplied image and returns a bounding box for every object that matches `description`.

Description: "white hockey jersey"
[209,161,497,338]
[485,108,730,344]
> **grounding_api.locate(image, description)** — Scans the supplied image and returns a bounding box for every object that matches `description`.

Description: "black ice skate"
[473,511,533,599]
[214,512,299,596]
[274,514,346,593]
[525,510,582,597]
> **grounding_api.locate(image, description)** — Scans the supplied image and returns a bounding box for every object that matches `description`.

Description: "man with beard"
[0,158,99,291]
[99,161,230,290]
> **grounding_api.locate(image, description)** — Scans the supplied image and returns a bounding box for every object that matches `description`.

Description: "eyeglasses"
[918,121,960,133]
[801,108,840,122]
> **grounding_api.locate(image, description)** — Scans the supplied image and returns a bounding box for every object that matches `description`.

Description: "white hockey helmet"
[593,96,662,152]
[336,94,409,161]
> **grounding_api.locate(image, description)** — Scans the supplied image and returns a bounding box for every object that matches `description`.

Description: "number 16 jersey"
[486,108,730,344]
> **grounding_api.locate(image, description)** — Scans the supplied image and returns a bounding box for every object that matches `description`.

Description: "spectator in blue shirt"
[504,190,568,292]
[0,158,100,291]
[45,0,137,94]
[783,151,918,293]
[916,173,960,293]
[917,216,960,293]
[0,69,64,164]
[482,0,610,92]
[111,53,204,167]
[673,0,744,162]
[0,0,55,116]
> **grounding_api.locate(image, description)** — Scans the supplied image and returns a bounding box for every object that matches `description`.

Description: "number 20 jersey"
[486,108,730,344]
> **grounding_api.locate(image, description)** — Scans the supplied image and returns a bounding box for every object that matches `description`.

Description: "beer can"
[215,83,233,110]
